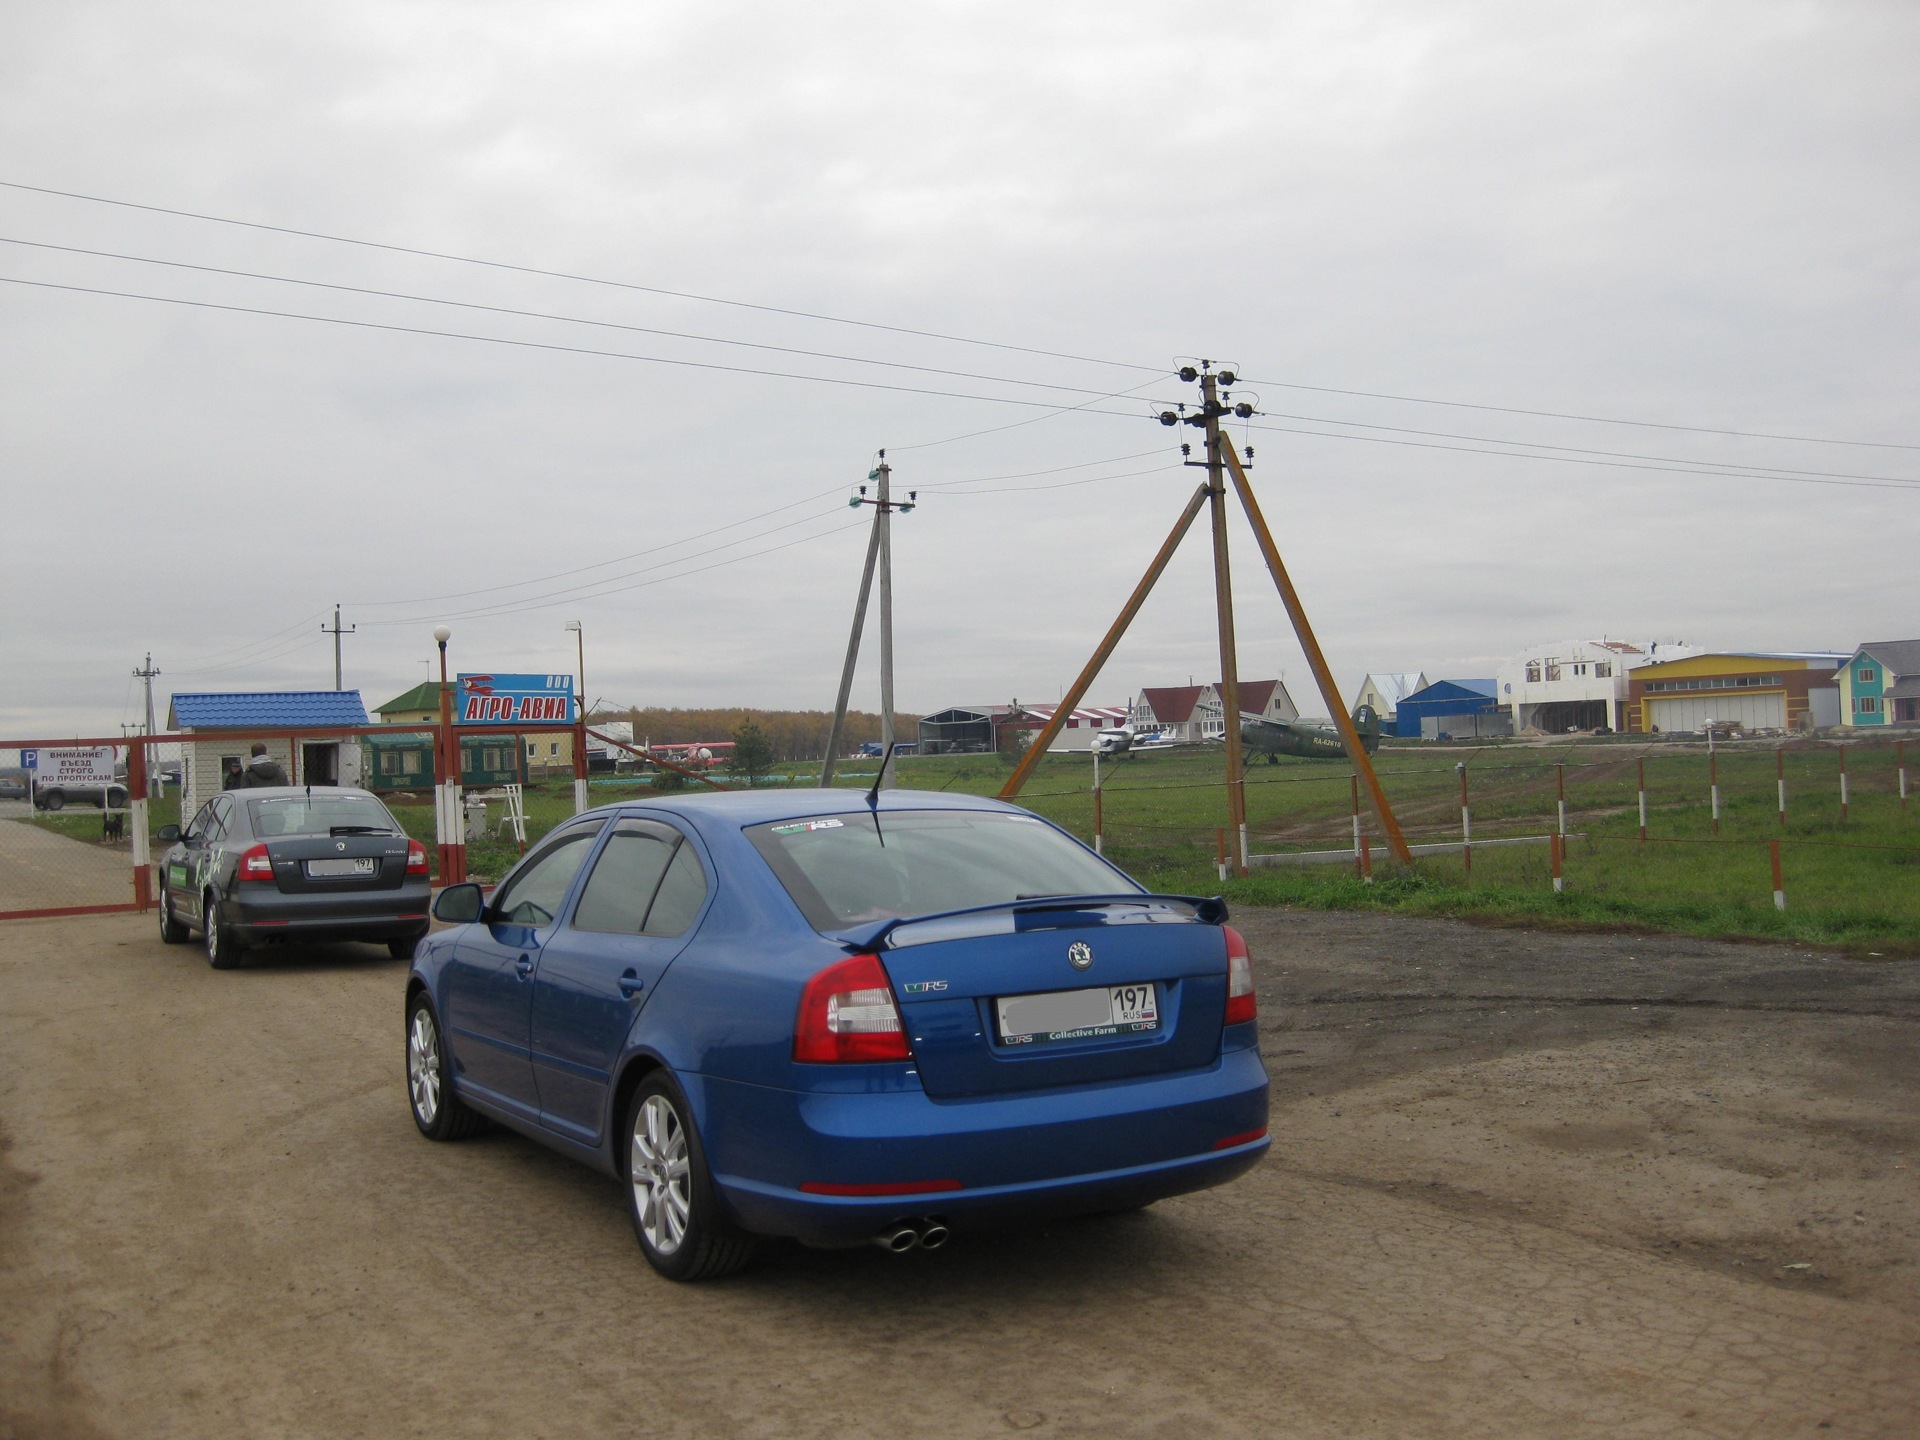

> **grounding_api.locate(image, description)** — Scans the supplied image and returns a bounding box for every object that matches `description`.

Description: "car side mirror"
[432,883,485,924]
[156,824,180,842]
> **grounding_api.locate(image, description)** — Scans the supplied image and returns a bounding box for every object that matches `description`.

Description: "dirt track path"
[2,910,1915,1438]
[0,817,134,912]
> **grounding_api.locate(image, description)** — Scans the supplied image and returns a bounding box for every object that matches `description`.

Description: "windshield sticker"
[771,818,846,835]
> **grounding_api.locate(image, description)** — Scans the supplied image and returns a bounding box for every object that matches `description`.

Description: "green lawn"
[25,742,1909,950]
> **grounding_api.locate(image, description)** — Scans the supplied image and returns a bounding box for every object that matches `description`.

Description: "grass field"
[9,737,1913,950]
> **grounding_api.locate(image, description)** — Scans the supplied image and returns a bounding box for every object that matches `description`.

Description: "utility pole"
[322,605,356,691]
[876,455,897,789]
[1199,368,1249,873]
[820,454,916,788]
[132,653,161,798]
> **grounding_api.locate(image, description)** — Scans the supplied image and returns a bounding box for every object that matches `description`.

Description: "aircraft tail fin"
[1353,704,1381,749]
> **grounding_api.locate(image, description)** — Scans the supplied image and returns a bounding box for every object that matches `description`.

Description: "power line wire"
[6,274,1910,495]
[1242,375,1918,452]
[0,234,1164,403]
[0,178,1160,375]
[7,178,1908,451]
[0,274,1158,413]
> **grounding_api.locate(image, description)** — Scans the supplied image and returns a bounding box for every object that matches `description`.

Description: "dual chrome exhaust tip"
[873,1218,950,1253]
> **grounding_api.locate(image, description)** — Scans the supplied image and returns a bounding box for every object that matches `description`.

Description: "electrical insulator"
[1234,402,1253,419]
[1218,369,1236,386]
[1180,443,1191,457]
[1178,366,1198,383]
[1159,411,1178,426]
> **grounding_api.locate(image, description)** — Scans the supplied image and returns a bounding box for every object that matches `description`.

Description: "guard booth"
[169,691,369,818]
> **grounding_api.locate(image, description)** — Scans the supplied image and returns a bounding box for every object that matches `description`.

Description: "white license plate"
[305,857,376,878]
[996,983,1159,1046]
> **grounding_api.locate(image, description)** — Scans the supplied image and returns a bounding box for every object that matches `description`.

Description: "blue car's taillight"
[794,953,911,1064]
[1224,925,1257,1026]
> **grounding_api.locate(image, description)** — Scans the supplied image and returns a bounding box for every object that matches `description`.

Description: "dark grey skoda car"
[156,787,432,968]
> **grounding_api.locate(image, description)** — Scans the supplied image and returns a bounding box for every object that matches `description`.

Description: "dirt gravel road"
[1,908,1915,1439]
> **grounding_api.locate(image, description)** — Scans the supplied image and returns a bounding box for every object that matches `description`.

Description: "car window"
[491,823,604,928]
[184,803,216,843]
[209,795,235,841]
[747,809,1129,931]
[246,794,397,837]
[643,841,708,937]
[572,821,679,934]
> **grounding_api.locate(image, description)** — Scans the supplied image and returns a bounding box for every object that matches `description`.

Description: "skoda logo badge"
[1067,942,1093,970]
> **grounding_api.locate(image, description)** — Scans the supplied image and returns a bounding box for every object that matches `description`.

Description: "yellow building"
[1625,653,1844,734]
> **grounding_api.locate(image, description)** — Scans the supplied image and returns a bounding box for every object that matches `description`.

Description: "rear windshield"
[746,809,1130,931]
[245,794,399,837]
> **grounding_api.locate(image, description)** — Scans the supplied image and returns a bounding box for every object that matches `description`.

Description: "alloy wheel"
[630,1094,692,1256]
[408,1009,441,1125]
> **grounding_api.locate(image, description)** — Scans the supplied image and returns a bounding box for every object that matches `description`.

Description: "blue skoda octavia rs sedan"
[405,789,1269,1280]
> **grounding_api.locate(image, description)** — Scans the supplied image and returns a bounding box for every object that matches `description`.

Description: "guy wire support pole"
[1000,483,1211,799]
[1219,441,1413,865]
[1200,368,1249,875]
[820,456,914,787]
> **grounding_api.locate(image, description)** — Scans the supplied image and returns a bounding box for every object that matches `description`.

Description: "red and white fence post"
[1771,838,1786,912]
[1709,746,1721,836]
[1637,756,1648,841]
[1901,740,1909,814]
[1550,831,1564,894]
[1216,828,1229,884]
[1776,747,1787,827]
[573,718,590,816]
[129,739,152,908]
[1457,763,1472,880]
[1359,834,1373,883]
[1350,774,1363,877]
[1839,744,1849,823]
[1556,763,1567,839]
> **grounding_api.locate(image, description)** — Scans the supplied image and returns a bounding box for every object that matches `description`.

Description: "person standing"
[240,742,289,787]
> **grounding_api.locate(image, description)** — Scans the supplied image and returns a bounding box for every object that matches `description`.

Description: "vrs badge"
[1067,941,1094,970]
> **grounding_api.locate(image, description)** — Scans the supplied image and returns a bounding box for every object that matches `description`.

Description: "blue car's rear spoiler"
[841,893,1228,953]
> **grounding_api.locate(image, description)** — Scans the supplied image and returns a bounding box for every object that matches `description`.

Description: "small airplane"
[1240,705,1384,763]
[1090,724,1180,757]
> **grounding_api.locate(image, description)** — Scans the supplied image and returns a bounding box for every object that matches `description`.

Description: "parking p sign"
[19,748,36,770]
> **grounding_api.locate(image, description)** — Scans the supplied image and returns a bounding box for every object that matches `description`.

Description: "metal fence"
[0,720,600,921]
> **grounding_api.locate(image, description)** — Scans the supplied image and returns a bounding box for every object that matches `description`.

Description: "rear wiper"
[328,825,393,836]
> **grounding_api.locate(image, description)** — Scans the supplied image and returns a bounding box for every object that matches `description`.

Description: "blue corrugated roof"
[169,691,369,729]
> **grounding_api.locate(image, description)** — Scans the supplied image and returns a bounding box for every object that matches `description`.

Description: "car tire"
[624,1073,755,1282]
[157,886,189,944]
[107,787,128,809]
[204,893,246,970]
[388,934,423,961]
[406,995,487,1141]
[42,790,65,811]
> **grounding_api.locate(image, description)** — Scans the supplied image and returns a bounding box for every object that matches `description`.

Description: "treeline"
[605,708,922,763]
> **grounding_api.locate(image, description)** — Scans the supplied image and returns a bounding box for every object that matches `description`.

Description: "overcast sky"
[3,1,1915,737]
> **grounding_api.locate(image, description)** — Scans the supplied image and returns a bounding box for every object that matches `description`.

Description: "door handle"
[618,970,645,997]
[515,954,534,979]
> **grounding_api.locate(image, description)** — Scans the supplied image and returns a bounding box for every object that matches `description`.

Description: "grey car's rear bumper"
[221,881,432,945]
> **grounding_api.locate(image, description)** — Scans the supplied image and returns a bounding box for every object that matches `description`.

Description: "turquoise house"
[1835,641,1920,726]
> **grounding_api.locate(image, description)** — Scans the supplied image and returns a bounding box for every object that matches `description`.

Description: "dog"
[101,811,125,842]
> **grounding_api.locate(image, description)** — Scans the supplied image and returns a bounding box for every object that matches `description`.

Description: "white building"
[1134,680,1298,742]
[1497,640,1698,733]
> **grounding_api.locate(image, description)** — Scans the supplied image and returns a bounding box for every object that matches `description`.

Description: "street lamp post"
[433,625,462,883]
